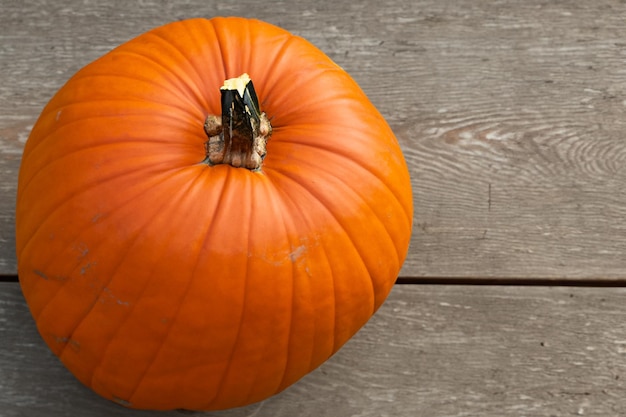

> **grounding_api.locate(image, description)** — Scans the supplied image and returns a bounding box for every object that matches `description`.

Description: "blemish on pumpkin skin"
[99,287,130,307]
[34,269,49,280]
[80,261,96,275]
[74,242,89,259]
[253,241,312,266]
[54,336,68,344]
[68,339,80,352]
[289,245,306,262]
[53,336,80,352]
[33,270,68,282]
[113,397,132,407]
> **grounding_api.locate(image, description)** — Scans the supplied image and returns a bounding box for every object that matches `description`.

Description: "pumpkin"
[15,17,413,411]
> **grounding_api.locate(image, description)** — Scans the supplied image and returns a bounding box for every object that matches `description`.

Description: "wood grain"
[3,0,626,280]
[3,282,626,417]
[389,1,626,279]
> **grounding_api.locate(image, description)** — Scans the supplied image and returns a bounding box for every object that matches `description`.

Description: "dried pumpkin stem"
[204,73,272,171]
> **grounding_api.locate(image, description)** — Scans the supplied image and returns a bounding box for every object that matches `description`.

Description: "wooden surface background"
[2,0,626,416]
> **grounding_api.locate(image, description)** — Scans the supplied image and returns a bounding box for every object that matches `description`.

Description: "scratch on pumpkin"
[34,269,49,280]
[33,269,68,282]
[288,245,306,262]
[74,242,89,259]
[80,261,96,275]
[253,244,308,266]
[113,397,132,407]
[54,336,81,352]
[100,287,130,307]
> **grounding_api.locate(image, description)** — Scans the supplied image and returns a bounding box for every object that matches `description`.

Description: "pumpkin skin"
[15,17,413,411]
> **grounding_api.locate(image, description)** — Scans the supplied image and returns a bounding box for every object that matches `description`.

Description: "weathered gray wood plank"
[393,2,626,280]
[2,283,626,416]
[3,0,626,280]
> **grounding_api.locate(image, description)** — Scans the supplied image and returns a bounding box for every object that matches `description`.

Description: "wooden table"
[2,1,626,416]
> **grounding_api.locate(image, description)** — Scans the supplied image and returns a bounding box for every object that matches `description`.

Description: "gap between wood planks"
[2,274,626,287]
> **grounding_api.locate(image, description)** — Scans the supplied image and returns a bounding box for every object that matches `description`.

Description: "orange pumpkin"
[15,17,413,410]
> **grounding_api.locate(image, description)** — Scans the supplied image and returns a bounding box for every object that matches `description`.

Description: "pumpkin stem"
[203,73,272,171]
